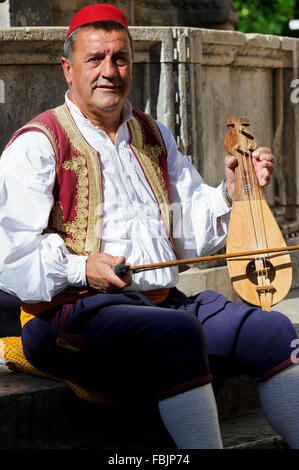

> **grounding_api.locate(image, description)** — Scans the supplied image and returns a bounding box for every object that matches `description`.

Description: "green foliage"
[233,0,296,36]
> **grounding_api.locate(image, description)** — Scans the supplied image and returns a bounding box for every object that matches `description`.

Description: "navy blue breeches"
[21,289,297,401]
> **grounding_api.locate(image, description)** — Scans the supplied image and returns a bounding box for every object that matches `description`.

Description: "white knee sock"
[158,384,223,449]
[258,365,299,449]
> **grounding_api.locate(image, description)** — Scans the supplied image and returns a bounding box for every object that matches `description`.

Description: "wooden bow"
[114,244,299,277]
[223,116,292,311]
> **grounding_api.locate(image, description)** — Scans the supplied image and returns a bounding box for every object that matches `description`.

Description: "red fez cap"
[66,4,128,38]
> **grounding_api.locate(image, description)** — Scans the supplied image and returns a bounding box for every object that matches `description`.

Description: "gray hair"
[63,21,133,63]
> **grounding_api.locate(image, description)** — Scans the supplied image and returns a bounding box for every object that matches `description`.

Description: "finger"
[262,160,274,173]
[257,168,271,187]
[253,156,275,176]
[254,153,275,164]
[252,147,272,157]
[98,252,123,266]
[110,254,128,266]
[225,155,238,169]
[256,157,274,169]
[261,155,275,165]
[111,256,132,284]
[110,260,133,286]
[92,259,127,289]
[108,266,130,288]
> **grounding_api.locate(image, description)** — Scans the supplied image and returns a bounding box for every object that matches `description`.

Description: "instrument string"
[242,135,270,285]
[237,139,259,253]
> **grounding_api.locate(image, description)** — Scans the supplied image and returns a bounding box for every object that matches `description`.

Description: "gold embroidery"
[50,154,90,255]
[54,104,103,255]
[62,155,86,172]
[144,143,162,165]
[51,201,88,254]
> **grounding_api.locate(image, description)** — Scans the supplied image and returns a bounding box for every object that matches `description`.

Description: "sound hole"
[246,259,275,285]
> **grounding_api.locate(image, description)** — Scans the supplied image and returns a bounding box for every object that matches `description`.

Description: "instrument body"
[223,117,292,311]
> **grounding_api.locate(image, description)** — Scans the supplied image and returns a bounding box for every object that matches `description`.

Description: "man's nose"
[100,56,117,77]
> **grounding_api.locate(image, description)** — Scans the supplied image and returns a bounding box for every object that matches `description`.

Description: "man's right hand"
[86,253,132,293]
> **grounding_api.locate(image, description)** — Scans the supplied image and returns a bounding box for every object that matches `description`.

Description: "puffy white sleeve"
[157,121,231,259]
[0,131,87,303]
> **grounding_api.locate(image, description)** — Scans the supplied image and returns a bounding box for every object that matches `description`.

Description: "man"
[0,4,298,449]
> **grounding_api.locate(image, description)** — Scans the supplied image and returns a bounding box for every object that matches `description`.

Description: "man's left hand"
[224,147,275,202]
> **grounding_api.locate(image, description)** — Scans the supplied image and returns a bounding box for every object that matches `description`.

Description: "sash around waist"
[20,288,170,328]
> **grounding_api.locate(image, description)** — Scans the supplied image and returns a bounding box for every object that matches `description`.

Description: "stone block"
[216,375,260,420]
[177,265,239,301]
[246,33,281,49]
[200,28,246,46]
[0,63,66,152]
[280,36,298,52]
[0,367,173,449]
[1,0,53,27]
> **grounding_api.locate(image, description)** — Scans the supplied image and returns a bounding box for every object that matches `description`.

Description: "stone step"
[0,364,288,450]
[0,365,172,449]
[221,413,287,449]
[221,409,287,449]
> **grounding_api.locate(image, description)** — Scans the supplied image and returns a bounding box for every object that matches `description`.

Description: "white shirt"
[0,94,231,302]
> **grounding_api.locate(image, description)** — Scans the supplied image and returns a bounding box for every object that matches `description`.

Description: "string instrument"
[114,116,296,312]
[223,116,292,311]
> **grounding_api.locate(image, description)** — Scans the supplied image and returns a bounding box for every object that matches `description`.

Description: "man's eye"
[114,57,128,65]
[88,57,102,63]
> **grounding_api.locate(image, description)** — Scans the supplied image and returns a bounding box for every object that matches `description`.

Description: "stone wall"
[0,26,299,298]
[51,0,238,29]
[0,0,238,29]
[0,0,52,27]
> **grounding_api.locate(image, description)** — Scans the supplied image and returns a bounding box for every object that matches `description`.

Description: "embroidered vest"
[6,104,174,326]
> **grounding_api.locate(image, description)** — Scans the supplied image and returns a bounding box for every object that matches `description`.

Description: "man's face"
[62,27,133,124]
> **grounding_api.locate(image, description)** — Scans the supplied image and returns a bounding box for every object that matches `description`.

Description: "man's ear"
[61,57,72,85]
